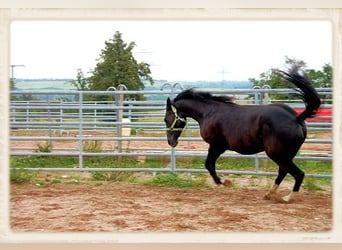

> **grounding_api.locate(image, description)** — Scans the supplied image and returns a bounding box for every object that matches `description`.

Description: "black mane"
[174,89,234,104]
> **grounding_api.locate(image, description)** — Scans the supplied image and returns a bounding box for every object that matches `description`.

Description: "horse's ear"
[166,97,172,110]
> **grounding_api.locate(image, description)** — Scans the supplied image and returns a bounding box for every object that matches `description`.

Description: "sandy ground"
[10,178,332,232]
[10,130,332,232]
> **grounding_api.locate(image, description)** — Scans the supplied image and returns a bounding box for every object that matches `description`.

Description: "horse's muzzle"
[167,138,178,148]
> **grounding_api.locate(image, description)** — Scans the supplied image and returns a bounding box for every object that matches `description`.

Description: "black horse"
[164,65,321,202]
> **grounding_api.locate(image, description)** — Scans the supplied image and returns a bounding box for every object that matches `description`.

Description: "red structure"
[293,107,332,122]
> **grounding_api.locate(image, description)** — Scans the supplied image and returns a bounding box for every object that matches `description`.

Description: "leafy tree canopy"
[248,57,332,100]
[87,31,153,100]
[249,57,332,88]
[70,68,90,91]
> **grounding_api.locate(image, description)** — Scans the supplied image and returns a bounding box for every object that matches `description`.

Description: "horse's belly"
[234,147,264,155]
[234,148,265,155]
[228,138,264,155]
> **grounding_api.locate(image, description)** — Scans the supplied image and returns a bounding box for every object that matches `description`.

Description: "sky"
[10,20,332,82]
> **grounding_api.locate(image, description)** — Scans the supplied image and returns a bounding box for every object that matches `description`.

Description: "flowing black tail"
[275,65,321,121]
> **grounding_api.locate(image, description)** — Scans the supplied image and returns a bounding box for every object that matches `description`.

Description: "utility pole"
[216,66,231,89]
[219,67,231,82]
[10,64,25,79]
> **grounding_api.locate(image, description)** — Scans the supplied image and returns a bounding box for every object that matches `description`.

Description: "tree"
[10,78,16,90]
[70,68,90,91]
[307,63,332,87]
[88,31,153,101]
[248,57,333,100]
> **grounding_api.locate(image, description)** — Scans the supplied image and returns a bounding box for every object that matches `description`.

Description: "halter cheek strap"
[167,105,187,132]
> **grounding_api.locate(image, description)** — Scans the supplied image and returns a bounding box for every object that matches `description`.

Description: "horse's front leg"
[205,144,227,185]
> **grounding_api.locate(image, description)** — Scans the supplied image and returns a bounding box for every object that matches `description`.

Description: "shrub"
[10,167,36,183]
[83,140,102,152]
[36,141,53,153]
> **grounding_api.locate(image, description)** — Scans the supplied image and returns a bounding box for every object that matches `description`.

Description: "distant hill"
[145,79,253,91]
[14,78,253,92]
[12,78,253,101]
[13,79,76,91]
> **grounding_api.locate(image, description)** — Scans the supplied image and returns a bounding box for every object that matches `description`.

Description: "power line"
[135,49,160,67]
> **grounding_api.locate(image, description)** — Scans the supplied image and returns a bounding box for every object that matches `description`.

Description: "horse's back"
[216,103,305,155]
[224,103,298,129]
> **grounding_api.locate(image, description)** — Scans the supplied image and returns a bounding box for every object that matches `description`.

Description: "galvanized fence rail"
[10,87,333,178]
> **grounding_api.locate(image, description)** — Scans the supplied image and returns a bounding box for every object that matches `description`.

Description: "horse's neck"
[176,99,209,123]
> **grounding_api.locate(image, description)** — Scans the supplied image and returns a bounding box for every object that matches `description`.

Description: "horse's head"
[164,97,187,147]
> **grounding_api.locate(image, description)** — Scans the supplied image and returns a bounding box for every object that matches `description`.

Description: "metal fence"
[10,86,333,178]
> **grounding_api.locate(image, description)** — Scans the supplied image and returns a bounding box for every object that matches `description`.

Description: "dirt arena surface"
[10,179,332,232]
[10,130,332,232]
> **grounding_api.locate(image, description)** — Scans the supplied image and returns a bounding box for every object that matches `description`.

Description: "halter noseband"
[167,105,187,132]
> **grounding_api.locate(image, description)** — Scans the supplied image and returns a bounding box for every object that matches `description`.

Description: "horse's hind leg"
[282,163,305,202]
[264,159,304,202]
[264,169,287,200]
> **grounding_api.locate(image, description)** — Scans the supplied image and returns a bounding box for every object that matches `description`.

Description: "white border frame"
[1,1,341,249]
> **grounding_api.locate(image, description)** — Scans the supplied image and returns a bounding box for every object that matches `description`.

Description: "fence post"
[262,85,271,104]
[94,102,97,130]
[25,101,29,130]
[59,100,63,135]
[253,86,261,105]
[116,84,127,153]
[254,85,271,173]
[253,87,262,173]
[47,95,53,143]
[78,91,84,169]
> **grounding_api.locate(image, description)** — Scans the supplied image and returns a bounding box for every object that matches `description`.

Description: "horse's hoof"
[263,194,271,200]
[281,192,295,203]
[263,192,276,200]
[281,196,291,203]
[282,192,298,203]
[223,179,232,187]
